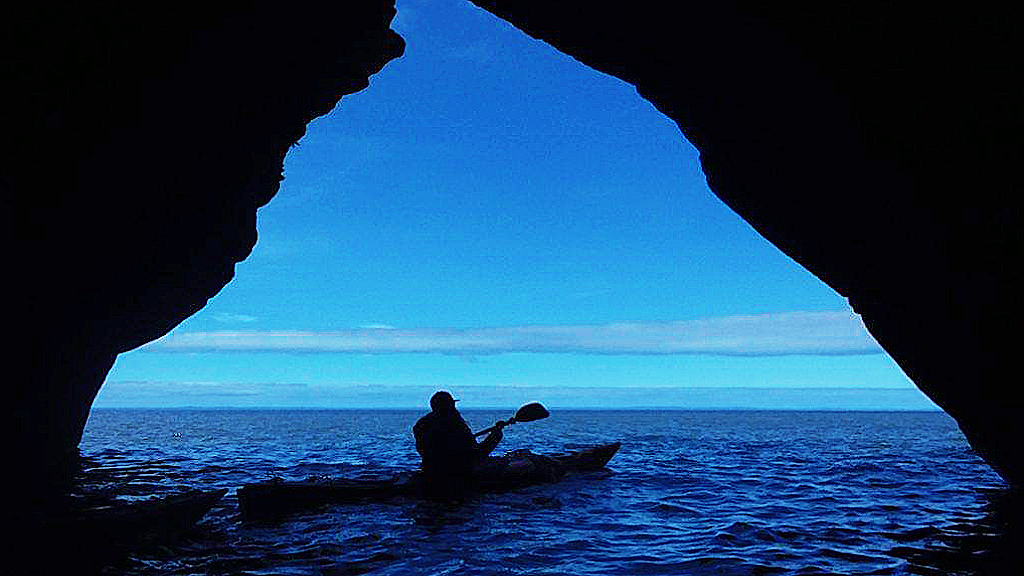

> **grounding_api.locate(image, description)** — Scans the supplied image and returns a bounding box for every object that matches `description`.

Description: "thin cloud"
[213,312,259,324]
[141,311,883,357]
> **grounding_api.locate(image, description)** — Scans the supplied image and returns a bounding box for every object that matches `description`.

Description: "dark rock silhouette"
[8,0,1018,493]
[9,1,404,488]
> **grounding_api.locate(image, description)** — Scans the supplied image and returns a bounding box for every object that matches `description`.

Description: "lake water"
[75,409,1012,575]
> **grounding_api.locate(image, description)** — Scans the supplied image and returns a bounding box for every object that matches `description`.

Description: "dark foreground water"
[75,409,1012,575]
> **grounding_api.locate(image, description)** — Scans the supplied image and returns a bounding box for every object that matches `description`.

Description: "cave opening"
[92,0,929,413]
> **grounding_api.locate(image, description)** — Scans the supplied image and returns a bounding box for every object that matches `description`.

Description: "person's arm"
[476,421,505,458]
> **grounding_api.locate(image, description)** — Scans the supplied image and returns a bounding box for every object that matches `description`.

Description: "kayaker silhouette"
[413,391,505,480]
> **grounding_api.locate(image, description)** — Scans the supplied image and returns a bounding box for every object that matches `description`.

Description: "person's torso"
[415,412,478,473]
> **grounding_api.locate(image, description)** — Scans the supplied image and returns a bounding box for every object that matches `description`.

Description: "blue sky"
[96,0,936,410]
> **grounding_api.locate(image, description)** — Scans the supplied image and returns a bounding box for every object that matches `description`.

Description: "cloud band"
[141,311,883,357]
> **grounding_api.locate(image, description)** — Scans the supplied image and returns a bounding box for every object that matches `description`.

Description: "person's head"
[429,390,458,413]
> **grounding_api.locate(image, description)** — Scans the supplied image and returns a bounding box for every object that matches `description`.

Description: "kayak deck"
[239,442,620,517]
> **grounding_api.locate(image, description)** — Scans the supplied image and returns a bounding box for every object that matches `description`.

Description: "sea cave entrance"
[94,0,929,414]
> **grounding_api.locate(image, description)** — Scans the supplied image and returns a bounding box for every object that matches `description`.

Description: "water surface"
[78,409,1011,575]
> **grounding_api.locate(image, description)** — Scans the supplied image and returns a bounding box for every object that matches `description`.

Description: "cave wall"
[8,1,1018,490]
[10,1,404,483]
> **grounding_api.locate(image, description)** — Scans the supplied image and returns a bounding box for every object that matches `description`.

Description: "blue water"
[77,409,1011,575]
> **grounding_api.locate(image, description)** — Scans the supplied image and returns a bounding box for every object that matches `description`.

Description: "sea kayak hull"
[239,442,620,517]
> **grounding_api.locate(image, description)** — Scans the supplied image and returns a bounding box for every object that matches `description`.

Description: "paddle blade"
[513,402,549,423]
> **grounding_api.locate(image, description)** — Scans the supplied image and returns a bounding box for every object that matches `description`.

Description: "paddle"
[473,402,549,437]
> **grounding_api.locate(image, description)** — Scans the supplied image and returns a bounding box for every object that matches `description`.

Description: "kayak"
[238,442,620,517]
[35,488,227,537]
[239,442,620,517]
[78,488,228,533]
[18,488,227,572]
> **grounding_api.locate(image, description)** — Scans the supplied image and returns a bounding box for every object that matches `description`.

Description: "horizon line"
[89,405,944,412]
